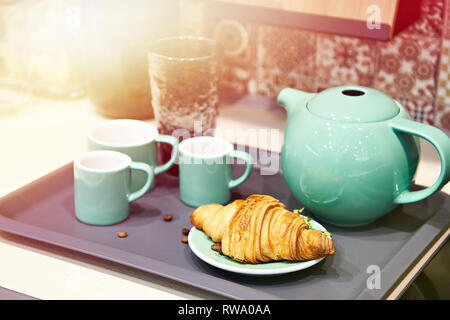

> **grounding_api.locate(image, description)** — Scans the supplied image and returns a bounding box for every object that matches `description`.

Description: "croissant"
[190,194,336,263]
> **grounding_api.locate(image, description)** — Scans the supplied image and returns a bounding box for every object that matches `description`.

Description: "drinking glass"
[148,36,221,175]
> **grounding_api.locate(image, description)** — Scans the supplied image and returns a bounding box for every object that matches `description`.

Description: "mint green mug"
[178,137,253,207]
[74,150,154,225]
[88,119,178,192]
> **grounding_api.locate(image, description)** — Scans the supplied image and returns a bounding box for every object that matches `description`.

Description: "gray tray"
[0,287,37,300]
[0,146,448,299]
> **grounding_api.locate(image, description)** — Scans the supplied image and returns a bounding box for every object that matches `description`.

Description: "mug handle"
[154,134,179,175]
[390,118,450,204]
[128,162,155,202]
[228,150,253,189]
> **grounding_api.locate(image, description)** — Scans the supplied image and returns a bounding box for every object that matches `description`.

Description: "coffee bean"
[211,243,222,253]
[117,231,128,238]
[163,214,173,222]
[181,236,188,243]
[182,228,190,235]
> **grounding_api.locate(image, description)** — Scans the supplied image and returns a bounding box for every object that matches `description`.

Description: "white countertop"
[0,96,448,299]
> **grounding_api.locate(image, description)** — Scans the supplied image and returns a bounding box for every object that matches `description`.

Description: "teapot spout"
[277,88,315,115]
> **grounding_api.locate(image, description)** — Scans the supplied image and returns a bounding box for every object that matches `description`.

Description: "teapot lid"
[306,86,400,123]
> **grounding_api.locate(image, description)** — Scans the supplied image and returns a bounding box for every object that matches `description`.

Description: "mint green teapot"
[278,86,450,227]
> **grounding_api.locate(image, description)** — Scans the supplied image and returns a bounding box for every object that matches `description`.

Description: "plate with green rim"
[188,216,331,276]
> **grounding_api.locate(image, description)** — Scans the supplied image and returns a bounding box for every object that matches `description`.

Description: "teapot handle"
[390,118,450,204]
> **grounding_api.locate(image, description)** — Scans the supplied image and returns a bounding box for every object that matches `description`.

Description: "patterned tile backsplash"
[210,19,257,95]
[208,0,450,131]
[316,35,377,89]
[375,34,441,101]
[256,26,316,99]
[405,0,445,37]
